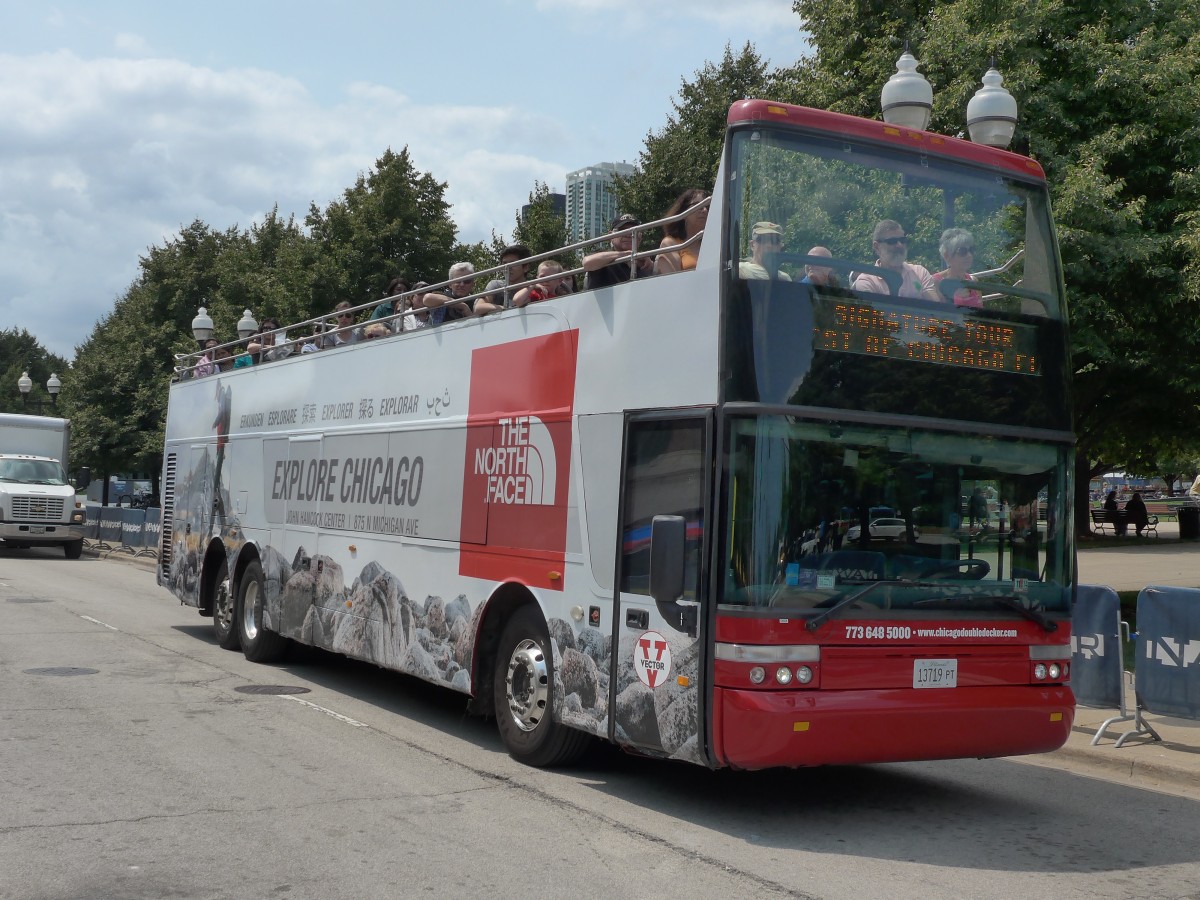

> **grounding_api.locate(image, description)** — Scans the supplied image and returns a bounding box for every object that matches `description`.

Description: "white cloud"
[0,51,571,359]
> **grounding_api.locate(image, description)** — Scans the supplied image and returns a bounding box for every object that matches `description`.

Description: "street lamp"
[967,62,1019,149]
[881,47,933,131]
[191,306,214,346]
[17,371,60,415]
[237,309,259,339]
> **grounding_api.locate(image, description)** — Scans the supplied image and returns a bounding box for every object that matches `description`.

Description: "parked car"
[846,518,918,542]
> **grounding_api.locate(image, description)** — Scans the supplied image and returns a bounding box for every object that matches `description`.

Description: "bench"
[1091,508,1158,537]
[1144,502,1176,521]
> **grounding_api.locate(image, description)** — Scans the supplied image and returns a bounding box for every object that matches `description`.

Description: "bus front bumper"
[714,685,1074,770]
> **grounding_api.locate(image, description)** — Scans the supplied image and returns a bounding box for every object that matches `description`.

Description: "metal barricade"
[1071,585,1133,744]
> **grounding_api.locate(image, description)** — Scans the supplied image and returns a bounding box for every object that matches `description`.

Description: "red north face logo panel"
[459,330,579,589]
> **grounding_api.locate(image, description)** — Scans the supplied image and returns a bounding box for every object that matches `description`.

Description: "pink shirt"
[853,262,938,299]
[932,271,983,308]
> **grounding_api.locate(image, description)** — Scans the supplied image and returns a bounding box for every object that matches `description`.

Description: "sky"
[0,0,810,361]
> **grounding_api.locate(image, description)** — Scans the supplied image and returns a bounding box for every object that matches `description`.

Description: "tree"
[0,329,69,415]
[781,0,1200,533]
[614,43,775,226]
[306,147,458,305]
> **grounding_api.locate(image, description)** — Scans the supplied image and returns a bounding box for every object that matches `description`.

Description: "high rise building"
[565,162,635,244]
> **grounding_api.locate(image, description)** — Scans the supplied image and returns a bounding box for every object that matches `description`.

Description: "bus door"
[175,442,214,604]
[611,413,710,764]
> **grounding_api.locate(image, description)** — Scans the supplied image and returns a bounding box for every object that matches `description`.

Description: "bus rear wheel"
[212,560,240,650]
[236,560,287,663]
[492,606,590,767]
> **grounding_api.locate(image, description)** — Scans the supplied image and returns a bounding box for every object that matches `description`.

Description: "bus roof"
[728,99,1046,182]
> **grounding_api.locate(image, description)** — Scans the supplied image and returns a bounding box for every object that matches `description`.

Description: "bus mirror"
[75,467,91,491]
[649,515,686,606]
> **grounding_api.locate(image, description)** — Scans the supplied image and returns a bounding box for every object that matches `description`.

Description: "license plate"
[29,526,45,535]
[913,658,957,689]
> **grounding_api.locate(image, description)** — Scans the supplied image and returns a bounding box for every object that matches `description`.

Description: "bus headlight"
[775,666,793,685]
[1033,663,1047,681]
[1048,663,1061,680]
[795,666,813,684]
[749,667,765,685]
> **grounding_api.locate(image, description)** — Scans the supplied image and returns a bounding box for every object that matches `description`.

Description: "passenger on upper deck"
[370,276,409,326]
[401,282,431,331]
[258,318,293,362]
[933,228,983,308]
[193,338,219,378]
[852,220,941,301]
[323,301,362,348]
[738,222,792,281]
[800,246,840,288]
[513,261,565,307]
[477,244,532,314]
[654,189,709,275]
[423,262,476,324]
[584,214,653,289]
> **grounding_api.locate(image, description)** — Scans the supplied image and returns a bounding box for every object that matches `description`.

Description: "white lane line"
[280,694,369,728]
[80,615,119,631]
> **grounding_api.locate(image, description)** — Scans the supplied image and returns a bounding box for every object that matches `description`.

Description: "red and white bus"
[159,99,1075,769]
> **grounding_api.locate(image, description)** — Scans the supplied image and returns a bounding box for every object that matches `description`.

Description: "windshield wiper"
[913,594,1058,632]
[806,580,901,632]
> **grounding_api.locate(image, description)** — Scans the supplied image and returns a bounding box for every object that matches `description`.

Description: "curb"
[1024,733,1200,792]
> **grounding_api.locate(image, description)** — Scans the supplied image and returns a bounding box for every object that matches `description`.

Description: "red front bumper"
[714,685,1074,770]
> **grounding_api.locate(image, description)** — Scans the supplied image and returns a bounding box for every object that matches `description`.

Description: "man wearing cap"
[477,244,532,314]
[851,219,941,300]
[739,222,792,280]
[584,214,654,290]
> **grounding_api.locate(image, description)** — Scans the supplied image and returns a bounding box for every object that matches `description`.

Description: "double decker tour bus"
[159,99,1074,770]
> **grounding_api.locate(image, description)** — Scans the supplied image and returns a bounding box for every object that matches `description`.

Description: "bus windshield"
[723,126,1070,431]
[721,415,1072,616]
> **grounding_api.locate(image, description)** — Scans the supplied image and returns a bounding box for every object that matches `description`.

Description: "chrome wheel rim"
[505,638,548,732]
[214,577,233,634]
[241,578,260,642]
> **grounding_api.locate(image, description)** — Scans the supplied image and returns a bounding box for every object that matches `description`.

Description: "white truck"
[0,413,90,558]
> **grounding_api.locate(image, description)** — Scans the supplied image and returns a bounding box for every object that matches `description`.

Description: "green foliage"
[305,147,457,301]
[62,147,462,478]
[615,43,775,226]
[781,0,1200,532]
[0,329,69,415]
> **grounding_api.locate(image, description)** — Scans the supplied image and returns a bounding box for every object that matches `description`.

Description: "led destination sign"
[812,298,1041,376]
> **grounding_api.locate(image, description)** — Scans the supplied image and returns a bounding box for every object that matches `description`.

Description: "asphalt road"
[3,547,1200,900]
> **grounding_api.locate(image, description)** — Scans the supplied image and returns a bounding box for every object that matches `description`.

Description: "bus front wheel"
[236,560,286,663]
[492,606,590,767]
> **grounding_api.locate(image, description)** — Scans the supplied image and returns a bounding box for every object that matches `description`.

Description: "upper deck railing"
[172,200,709,380]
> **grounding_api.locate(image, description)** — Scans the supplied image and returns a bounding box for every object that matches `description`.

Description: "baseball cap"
[752,221,783,237]
[611,213,640,231]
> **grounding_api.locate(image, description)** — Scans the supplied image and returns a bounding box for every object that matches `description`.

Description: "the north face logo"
[474,415,556,506]
[459,330,579,590]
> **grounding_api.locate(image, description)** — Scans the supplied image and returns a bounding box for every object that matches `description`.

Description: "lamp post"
[881,50,1019,151]
[881,47,933,132]
[17,371,61,415]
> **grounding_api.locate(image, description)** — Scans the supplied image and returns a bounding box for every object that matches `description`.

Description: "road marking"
[280,694,369,728]
[80,615,119,631]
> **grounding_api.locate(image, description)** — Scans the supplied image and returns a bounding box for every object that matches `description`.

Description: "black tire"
[236,560,287,663]
[492,605,590,767]
[64,540,83,560]
[211,559,240,650]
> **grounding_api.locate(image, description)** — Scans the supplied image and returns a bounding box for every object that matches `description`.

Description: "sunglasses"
[953,246,975,256]
[755,235,781,245]
[879,236,908,247]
